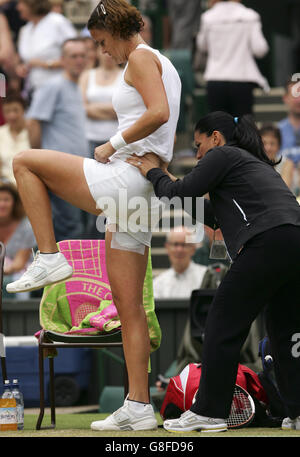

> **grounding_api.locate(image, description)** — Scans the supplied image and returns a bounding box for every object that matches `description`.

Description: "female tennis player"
[128,111,300,432]
[7,0,181,431]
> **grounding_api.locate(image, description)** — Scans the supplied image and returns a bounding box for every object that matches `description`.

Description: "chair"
[36,328,126,430]
[35,239,161,430]
[0,242,8,383]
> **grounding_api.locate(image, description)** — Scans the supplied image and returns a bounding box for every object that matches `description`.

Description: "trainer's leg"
[265,274,300,419]
[13,149,101,253]
[105,230,150,403]
[191,225,300,419]
[190,253,272,418]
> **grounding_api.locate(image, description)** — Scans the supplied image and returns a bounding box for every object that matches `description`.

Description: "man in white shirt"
[153,227,207,299]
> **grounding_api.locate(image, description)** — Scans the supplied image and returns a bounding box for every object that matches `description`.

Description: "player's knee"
[13,150,33,174]
[112,293,143,317]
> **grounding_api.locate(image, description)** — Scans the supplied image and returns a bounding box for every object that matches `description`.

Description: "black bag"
[258,337,287,420]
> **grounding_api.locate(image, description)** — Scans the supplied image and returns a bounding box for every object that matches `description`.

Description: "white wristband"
[110,131,127,151]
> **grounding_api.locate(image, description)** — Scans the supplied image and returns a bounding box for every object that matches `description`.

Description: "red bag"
[160,363,268,419]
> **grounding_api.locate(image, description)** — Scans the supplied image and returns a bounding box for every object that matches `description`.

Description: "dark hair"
[87,0,144,40]
[195,111,280,167]
[0,181,25,220]
[20,0,52,16]
[259,124,282,147]
[2,92,27,110]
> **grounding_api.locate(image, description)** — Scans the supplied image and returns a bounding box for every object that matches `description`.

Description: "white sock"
[127,399,149,412]
[39,252,61,263]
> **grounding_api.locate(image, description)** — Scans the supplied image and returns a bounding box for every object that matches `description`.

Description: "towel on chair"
[38,239,161,353]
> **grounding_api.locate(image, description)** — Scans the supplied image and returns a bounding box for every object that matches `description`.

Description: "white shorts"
[83,155,162,252]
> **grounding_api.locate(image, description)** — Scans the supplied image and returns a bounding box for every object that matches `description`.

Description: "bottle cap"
[4,380,10,385]
[12,379,18,384]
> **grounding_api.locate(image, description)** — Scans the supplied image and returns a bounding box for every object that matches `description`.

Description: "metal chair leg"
[48,356,56,428]
[36,344,45,430]
[36,343,56,430]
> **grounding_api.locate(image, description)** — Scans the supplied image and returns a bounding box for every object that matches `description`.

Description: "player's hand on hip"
[94,142,114,163]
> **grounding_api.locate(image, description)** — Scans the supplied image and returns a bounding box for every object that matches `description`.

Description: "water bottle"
[1,380,12,398]
[11,380,24,430]
[0,380,17,431]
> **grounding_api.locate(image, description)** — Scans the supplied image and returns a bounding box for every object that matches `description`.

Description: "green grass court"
[1,413,300,437]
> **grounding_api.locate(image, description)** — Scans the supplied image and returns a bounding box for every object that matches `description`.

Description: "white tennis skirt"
[83,155,162,249]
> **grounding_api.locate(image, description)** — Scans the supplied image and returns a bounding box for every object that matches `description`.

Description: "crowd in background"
[0,0,300,302]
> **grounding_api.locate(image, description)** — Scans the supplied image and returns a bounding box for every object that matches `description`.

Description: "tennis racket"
[225,385,255,429]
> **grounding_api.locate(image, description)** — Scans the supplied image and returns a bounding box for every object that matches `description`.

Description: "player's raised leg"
[6,148,101,293]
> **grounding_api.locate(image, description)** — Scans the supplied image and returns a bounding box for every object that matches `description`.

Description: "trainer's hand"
[126,154,158,177]
[94,142,115,163]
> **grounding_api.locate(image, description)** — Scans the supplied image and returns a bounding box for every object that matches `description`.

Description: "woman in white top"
[197,0,269,116]
[16,0,77,95]
[79,49,122,157]
[7,0,181,431]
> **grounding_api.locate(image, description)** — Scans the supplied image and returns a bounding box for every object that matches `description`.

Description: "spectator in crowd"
[26,38,89,241]
[0,180,36,299]
[0,92,30,184]
[0,11,17,125]
[260,124,282,164]
[0,0,25,45]
[0,8,23,97]
[153,226,207,299]
[79,48,122,159]
[166,0,201,51]
[258,123,294,186]
[16,0,77,98]
[278,79,300,196]
[140,14,153,46]
[49,0,63,14]
[196,0,269,116]
[0,12,17,75]
[82,36,99,70]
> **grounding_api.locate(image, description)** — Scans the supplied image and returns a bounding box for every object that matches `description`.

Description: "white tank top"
[111,44,182,163]
[85,68,122,142]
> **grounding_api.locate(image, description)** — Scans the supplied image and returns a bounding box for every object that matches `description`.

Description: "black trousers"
[206,81,256,117]
[190,224,300,419]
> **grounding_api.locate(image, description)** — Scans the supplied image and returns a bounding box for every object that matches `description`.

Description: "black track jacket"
[147,144,300,261]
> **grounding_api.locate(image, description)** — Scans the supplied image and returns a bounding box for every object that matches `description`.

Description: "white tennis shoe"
[282,416,300,430]
[6,251,73,293]
[163,410,227,433]
[91,399,158,431]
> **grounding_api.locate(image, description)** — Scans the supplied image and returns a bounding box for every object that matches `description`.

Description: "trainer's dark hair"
[87,0,144,40]
[195,111,280,167]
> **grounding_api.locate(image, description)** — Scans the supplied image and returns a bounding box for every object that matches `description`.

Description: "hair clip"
[97,1,107,16]
[234,117,239,125]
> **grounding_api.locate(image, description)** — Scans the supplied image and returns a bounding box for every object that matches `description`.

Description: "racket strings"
[226,388,253,428]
